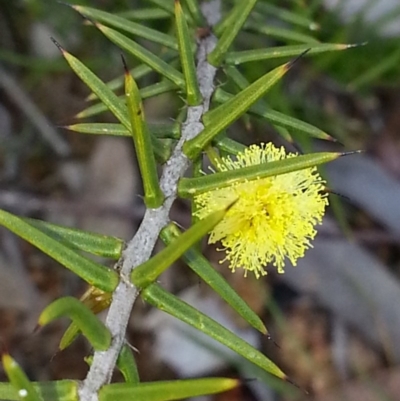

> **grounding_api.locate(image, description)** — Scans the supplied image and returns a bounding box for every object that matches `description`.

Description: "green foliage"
[21,217,124,259]
[183,60,292,159]
[0,210,119,292]
[98,378,239,401]
[131,203,235,288]
[125,63,165,208]
[209,0,258,66]
[116,345,140,384]
[2,354,42,401]
[179,150,343,197]
[174,0,202,105]
[141,283,286,379]
[0,1,364,400]
[161,223,267,334]
[38,297,112,351]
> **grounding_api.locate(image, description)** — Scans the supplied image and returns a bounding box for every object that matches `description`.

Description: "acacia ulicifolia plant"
[0,1,358,400]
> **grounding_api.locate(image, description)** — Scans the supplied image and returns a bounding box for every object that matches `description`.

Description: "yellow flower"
[194,143,328,278]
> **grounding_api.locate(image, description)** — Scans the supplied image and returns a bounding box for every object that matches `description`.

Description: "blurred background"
[1,0,400,400]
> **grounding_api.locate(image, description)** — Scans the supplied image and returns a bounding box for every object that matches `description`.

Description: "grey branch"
[78,1,221,400]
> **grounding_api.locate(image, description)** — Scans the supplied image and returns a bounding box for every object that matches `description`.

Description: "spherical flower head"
[194,143,328,278]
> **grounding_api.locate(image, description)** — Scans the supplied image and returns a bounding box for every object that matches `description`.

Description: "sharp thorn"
[121,54,129,75]
[287,48,311,69]
[50,37,64,52]
[340,149,364,157]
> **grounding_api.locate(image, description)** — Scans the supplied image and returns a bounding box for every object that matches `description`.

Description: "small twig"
[78,2,221,400]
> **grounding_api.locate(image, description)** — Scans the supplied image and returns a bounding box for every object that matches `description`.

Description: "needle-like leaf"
[99,378,238,401]
[183,61,293,159]
[0,209,118,292]
[96,24,185,88]
[175,0,202,105]
[208,0,258,66]
[2,355,41,401]
[179,151,344,197]
[124,61,164,208]
[38,297,112,351]
[131,201,235,288]
[142,283,286,379]
[73,5,178,50]
[161,223,267,334]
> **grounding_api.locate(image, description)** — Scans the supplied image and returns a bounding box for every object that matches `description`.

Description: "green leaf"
[178,151,343,197]
[161,224,267,334]
[2,354,41,401]
[142,283,286,379]
[183,61,292,159]
[274,125,294,144]
[224,64,278,138]
[56,49,173,164]
[96,24,185,89]
[38,297,111,351]
[52,41,129,128]
[246,20,319,44]
[75,100,122,120]
[175,0,202,105]
[152,138,173,164]
[60,321,81,351]
[79,81,178,119]
[223,65,334,141]
[138,80,178,98]
[0,380,78,401]
[67,122,180,140]
[66,121,171,162]
[0,209,118,292]
[223,64,251,91]
[99,378,238,401]
[0,383,18,401]
[37,381,78,401]
[21,217,124,259]
[60,287,112,350]
[150,122,181,139]
[214,88,334,141]
[67,122,131,136]
[181,0,205,26]
[213,136,246,155]
[131,202,235,289]
[225,43,356,65]
[205,145,224,170]
[125,66,164,208]
[117,345,140,384]
[117,8,170,21]
[87,52,177,100]
[213,0,250,36]
[208,0,258,66]
[67,123,173,164]
[254,2,319,31]
[147,0,175,15]
[73,6,178,50]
